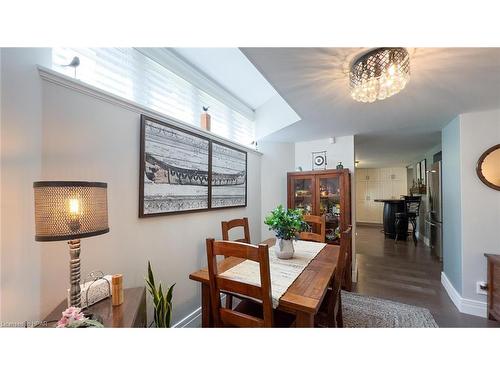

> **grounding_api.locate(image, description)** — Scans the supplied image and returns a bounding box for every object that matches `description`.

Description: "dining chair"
[315,226,352,328]
[299,214,326,243]
[221,217,251,309]
[206,238,295,328]
[221,217,251,244]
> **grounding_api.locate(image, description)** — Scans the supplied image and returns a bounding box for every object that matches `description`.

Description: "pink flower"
[56,306,86,328]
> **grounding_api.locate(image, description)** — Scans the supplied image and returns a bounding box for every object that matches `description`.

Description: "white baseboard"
[172,294,230,328]
[172,307,202,328]
[352,257,358,283]
[441,272,487,318]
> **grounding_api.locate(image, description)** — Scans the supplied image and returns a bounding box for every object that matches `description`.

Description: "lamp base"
[68,239,81,308]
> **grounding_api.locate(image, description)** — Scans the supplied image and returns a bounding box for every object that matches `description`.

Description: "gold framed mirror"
[476,144,500,191]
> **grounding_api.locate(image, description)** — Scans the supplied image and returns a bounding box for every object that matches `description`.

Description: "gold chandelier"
[350,48,410,103]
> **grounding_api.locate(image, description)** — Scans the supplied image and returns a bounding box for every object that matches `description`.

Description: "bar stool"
[395,196,421,243]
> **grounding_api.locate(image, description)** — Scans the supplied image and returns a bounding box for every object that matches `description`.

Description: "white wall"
[441,109,500,317]
[0,49,263,324]
[459,109,500,302]
[259,141,295,239]
[442,117,462,293]
[1,48,51,323]
[254,95,300,140]
[295,137,354,172]
[37,81,262,323]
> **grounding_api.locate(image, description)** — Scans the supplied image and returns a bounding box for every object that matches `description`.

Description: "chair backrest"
[404,196,421,215]
[326,226,352,326]
[221,217,251,244]
[206,239,273,328]
[299,214,326,243]
[335,226,352,296]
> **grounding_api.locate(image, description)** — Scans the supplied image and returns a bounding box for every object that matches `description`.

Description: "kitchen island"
[374,199,408,239]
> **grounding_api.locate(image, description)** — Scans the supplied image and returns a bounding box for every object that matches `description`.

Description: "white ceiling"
[173,48,276,109]
[241,48,500,167]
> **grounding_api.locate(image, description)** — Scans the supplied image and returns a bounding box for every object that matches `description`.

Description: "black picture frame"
[139,115,248,217]
[420,158,427,185]
[210,140,248,209]
[139,115,211,217]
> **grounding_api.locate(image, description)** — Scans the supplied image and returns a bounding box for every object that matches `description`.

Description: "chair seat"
[234,299,296,328]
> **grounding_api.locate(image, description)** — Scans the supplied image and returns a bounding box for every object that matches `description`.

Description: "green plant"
[65,319,104,328]
[264,205,308,240]
[146,261,175,328]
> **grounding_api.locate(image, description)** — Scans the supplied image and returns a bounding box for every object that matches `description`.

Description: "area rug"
[341,291,438,328]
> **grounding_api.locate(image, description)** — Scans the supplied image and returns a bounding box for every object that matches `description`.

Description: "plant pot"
[275,238,294,259]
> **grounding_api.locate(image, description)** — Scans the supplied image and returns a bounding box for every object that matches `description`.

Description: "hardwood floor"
[353,224,499,327]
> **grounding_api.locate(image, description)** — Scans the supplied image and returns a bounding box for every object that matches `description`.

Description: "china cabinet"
[287,169,351,245]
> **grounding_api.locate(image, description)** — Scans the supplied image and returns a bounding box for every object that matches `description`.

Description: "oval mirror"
[476,144,500,191]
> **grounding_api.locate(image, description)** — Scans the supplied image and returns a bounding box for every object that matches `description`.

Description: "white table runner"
[220,240,327,308]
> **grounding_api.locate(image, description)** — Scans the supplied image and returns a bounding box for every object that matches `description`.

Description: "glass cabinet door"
[317,176,341,243]
[291,177,314,215]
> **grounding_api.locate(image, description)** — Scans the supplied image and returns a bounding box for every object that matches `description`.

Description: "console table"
[485,254,500,321]
[41,287,147,328]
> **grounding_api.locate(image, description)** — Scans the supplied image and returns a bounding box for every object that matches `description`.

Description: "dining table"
[189,238,340,328]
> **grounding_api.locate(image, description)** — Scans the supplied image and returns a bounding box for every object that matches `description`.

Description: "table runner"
[220,240,326,308]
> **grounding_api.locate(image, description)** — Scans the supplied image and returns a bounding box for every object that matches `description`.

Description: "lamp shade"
[33,181,109,242]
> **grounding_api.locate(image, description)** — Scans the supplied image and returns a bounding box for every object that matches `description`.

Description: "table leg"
[295,311,314,327]
[201,284,213,328]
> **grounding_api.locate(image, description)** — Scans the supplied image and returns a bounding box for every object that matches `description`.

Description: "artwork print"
[140,116,210,216]
[211,142,247,208]
[312,151,327,170]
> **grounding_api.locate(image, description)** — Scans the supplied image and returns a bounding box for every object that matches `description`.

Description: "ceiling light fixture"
[349,48,410,103]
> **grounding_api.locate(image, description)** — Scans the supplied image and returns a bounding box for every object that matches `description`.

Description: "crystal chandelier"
[349,48,410,103]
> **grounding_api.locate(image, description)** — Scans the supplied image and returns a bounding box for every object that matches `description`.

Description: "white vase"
[275,238,294,259]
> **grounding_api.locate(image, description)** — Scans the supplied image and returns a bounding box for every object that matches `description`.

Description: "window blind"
[52,48,255,146]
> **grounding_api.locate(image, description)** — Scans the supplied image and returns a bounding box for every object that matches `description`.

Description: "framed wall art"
[210,141,247,209]
[312,151,327,170]
[139,115,210,217]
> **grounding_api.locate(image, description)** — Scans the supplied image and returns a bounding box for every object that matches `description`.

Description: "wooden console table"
[485,254,500,321]
[41,287,147,327]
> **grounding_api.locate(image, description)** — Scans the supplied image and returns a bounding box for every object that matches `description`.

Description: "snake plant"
[146,261,175,328]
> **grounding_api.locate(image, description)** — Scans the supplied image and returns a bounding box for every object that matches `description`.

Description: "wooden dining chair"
[315,226,352,328]
[221,217,251,309]
[206,239,295,328]
[221,217,251,244]
[299,214,326,243]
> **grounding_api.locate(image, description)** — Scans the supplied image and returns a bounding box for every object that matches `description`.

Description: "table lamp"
[33,181,109,308]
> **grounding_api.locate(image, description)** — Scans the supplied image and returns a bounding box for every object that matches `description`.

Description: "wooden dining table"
[189,238,339,328]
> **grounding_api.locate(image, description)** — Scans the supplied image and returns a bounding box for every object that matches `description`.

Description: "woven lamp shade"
[33,181,109,242]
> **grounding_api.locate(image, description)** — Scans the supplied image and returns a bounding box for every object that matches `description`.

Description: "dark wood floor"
[353,224,498,327]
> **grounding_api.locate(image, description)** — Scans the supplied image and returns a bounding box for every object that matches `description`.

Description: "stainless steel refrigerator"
[426,161,443,261]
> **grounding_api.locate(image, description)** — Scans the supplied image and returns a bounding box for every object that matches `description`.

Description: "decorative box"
[67,274,112,308]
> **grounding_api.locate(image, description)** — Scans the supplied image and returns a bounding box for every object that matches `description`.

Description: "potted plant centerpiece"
[264,205,308,259]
